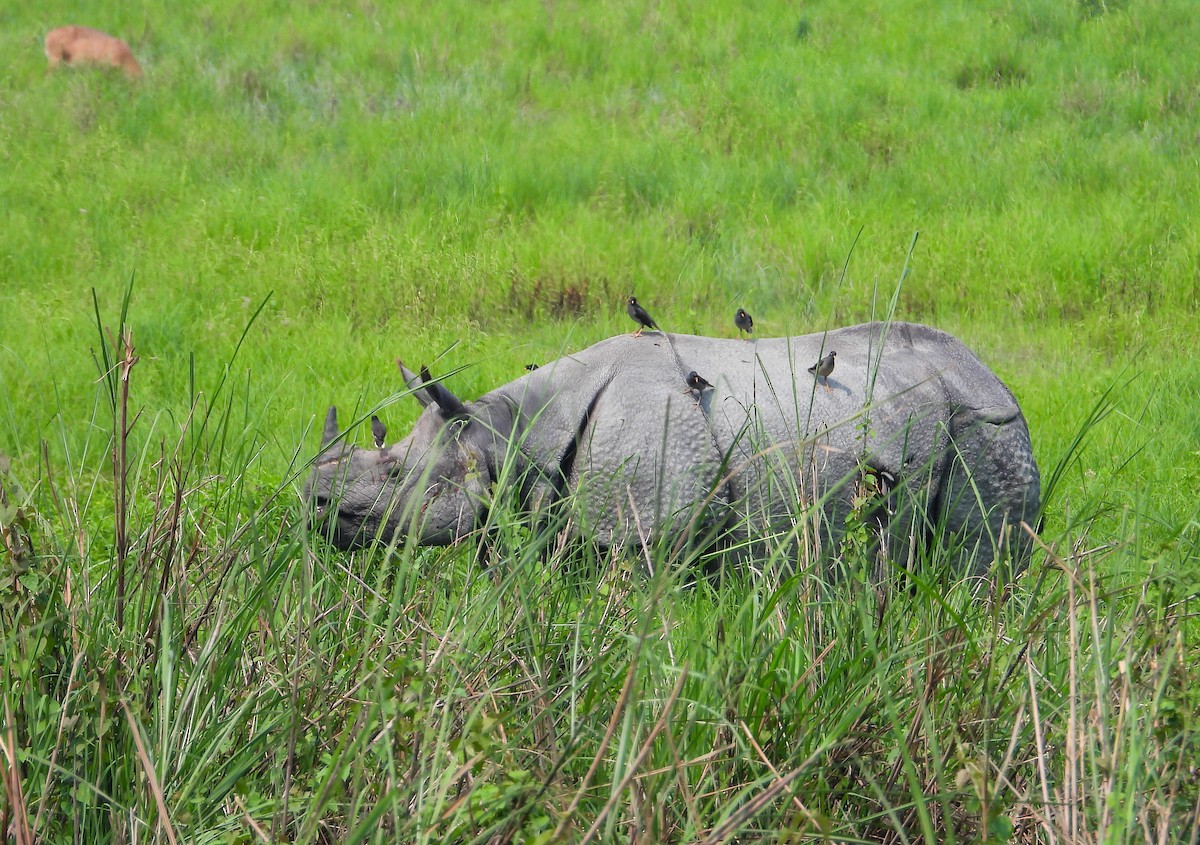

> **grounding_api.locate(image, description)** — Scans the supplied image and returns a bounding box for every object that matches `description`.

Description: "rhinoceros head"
[305,364,491,550]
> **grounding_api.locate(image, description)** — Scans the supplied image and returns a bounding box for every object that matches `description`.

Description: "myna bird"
[525,363,539,371]
[685,370,713,398]
[626,296,659,336]
[735,308,754,338]
[370,415,387,448]
[808,351,837,390]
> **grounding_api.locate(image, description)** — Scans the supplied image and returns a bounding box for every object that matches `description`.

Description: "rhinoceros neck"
[474,359,610,476]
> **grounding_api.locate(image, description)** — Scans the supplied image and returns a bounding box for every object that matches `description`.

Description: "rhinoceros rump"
[305,322,1040,576]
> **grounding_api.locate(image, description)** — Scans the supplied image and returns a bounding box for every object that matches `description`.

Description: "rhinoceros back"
[439,323,1040,575]
[549,323,1040,574]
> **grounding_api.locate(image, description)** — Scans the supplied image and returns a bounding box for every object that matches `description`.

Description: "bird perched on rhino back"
[808,350,837,390]
[735,308,754,338]
[626,296,658,336]
[685,370,713,397]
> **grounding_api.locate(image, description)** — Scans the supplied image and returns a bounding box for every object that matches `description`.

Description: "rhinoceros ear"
[419,365,468,420]
[321,406,340,447]
[398,359,437,411]
[398,359,424,397]
[397,359,468,419]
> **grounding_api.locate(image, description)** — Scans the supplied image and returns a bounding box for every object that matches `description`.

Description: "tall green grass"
[3,309,1197,841]
[3,0,1199,840]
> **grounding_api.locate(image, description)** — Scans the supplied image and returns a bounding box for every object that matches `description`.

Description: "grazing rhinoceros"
[305,321,1041,576]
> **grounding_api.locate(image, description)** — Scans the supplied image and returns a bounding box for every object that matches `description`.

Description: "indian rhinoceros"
[305,321,1041,576]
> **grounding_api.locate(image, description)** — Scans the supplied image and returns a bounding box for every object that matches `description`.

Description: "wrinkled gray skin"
[306,322,1040,575]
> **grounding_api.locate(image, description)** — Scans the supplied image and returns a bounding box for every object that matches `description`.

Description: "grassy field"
[2,0,1198,841]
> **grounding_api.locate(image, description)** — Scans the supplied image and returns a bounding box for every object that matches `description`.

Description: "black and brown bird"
[626,296,658,336]
[685,370,713,398]
[370,415,387,449]
[735,308,754,338]
[807,351,837,390]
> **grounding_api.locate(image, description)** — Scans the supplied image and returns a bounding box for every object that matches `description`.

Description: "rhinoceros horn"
[419,365,468,419]
[321,405,340,447]
[396,359,467,419]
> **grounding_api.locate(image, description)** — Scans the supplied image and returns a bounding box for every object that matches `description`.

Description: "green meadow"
[2,0,1198,841]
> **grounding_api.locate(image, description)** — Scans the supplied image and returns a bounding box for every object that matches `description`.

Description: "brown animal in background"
[44,26,142,79]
